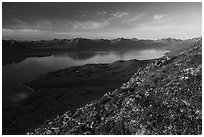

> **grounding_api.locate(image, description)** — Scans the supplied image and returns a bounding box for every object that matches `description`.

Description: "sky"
[2,2,202,40]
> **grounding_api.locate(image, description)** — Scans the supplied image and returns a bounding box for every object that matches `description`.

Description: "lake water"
[3,49,167,105]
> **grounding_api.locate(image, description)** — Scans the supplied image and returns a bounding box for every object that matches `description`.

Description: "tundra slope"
[27,40,202,135]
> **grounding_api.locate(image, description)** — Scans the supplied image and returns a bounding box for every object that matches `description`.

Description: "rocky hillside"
[3,59,151,135]
[27,39,202,135]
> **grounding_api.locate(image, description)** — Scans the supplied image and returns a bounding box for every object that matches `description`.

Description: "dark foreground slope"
[27,40,202,135]
[2,59,151,135]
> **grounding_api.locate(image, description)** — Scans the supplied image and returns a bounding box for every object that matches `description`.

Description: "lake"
[2,49,168,105]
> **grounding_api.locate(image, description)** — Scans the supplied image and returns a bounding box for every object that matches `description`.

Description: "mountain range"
[3,37,201,55]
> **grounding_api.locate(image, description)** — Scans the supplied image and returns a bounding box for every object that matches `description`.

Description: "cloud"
[121,13,145,24]
[112,12,129,18]
[3,28,41,33]
[2,28,14,32]
[97,11,107,15]
[2,28,55,36]
[77,9,88,18]
[79,9,88,13]
[5,18,52,30]
[70,20,109,30]
[3,28,77,37]
[153,14,169,20]
[35,20,53,29]
[2,28,60,40]
[5,18,29,29]
[12,18,26,25]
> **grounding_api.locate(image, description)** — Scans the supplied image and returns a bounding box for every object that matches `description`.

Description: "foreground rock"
[27,40,202,135]
[2,59,151,135]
